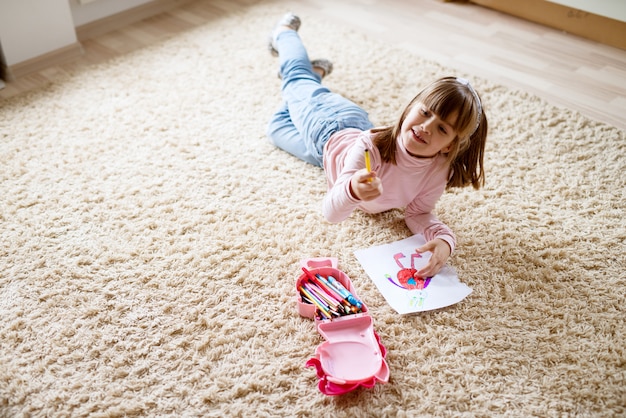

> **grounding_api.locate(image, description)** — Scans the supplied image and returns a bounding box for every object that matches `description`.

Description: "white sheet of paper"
[354,234,472,314]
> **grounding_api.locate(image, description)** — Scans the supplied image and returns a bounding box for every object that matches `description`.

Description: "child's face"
[400,102,458,158]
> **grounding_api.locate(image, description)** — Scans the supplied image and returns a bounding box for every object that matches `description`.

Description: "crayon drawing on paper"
[354,234,472,314]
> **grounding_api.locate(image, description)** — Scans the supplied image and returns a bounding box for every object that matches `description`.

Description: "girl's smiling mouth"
[412,129,427,144]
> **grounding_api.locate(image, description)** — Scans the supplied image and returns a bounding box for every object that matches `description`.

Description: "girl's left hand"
[415,238,451,277]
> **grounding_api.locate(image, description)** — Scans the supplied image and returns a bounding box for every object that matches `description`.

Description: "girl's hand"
[350,169,383,201]
[416,238,451,277]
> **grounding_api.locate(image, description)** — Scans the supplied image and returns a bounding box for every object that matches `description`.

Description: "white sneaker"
[268,12,301,56]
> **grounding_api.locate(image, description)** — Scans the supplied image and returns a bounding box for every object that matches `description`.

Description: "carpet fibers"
[1,3,624,417]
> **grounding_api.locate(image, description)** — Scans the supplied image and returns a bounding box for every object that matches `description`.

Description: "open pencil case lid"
[296,257,389,396]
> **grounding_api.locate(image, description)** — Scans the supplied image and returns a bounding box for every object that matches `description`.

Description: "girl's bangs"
[421,83,475,137]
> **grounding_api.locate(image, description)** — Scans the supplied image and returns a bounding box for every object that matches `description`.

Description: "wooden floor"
[2,0,625,130]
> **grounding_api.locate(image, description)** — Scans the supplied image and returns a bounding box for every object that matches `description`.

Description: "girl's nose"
[421,117,435,134]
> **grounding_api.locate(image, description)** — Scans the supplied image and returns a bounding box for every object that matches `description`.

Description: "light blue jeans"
[267,30,374,167]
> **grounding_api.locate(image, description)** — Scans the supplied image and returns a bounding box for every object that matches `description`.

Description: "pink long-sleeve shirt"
[322,128,456,252]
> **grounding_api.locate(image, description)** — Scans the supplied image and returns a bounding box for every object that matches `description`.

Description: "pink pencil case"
[296,257,389,396]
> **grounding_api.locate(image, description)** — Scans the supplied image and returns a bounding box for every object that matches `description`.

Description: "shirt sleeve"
[321,137,371,223]
[322,179,360,223]
[404,187,456,254]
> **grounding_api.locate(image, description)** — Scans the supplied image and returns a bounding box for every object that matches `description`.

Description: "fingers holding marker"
[349,149,382,201]
[360,169,378,184]
[352,169,382,200]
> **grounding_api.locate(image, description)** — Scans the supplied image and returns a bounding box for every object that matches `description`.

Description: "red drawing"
[388,252,431,290]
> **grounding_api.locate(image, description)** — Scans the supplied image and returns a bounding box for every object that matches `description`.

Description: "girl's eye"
[420,108,429,116]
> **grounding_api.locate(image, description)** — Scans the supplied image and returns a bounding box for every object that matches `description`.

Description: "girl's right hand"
[349,169,383,201]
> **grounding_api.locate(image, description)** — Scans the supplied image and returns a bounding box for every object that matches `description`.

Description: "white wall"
[69,0,154,27]
[0,0,156,70]
[0,0,77,66]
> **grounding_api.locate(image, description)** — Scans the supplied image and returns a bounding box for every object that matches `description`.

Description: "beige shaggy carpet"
[1,3,624,417]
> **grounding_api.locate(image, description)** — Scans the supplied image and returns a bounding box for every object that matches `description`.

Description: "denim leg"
[267,103,322,166]
[267,30,374,167]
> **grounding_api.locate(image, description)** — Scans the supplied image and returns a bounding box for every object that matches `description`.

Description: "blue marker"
[326,275,363,309]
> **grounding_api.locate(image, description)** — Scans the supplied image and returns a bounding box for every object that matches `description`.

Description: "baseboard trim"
[470,0,626,50]
[3,42,84,81]
[75,0,197,41]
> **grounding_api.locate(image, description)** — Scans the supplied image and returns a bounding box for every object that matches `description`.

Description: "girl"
[267,13,488,278]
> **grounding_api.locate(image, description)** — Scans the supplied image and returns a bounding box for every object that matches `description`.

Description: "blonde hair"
[372,77,487,189]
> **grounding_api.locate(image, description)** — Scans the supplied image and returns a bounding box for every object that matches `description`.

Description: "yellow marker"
[364,149,372,173]
[364,149,373,183]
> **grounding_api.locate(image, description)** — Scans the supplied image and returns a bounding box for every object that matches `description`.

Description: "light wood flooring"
[2,0,625,130]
